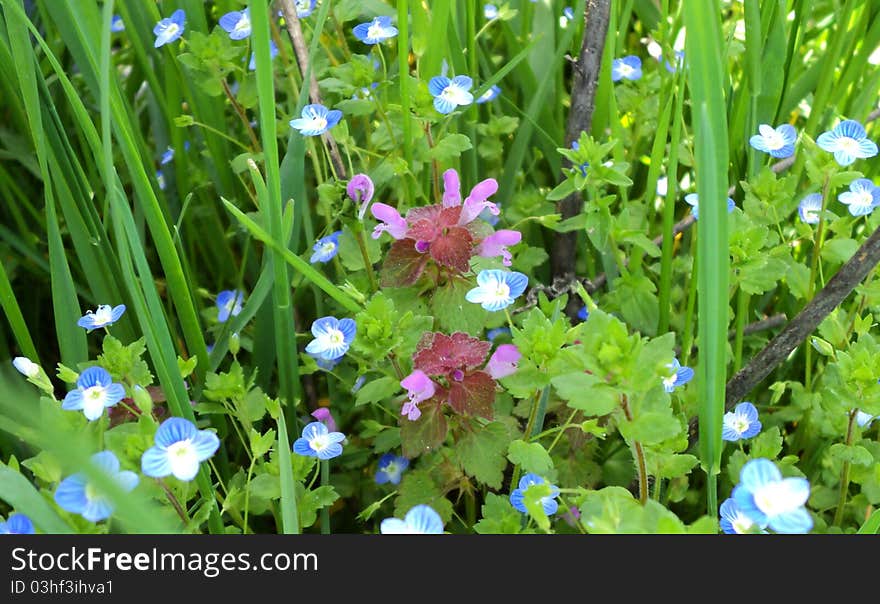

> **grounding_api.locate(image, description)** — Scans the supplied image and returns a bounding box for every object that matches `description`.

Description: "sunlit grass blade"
[684,0,730,516]
[276,411,300,534]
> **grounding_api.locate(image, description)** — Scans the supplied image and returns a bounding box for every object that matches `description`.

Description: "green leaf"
[821,238,859,265]
[749,426,783,459]
[299,485,339,529]
[400,403,448,458]
[427,133,473,162]
[355,376,400,406]
[394,469,453,524]
[474,493,525,534]
[249,428,276,458]
[430,278,489,336]
[829,443,874,467]
[551,373,619,416]
[507,439,555,478]
[522,482,553,532]
[618,412,683,446]
[0,463,72,533]
[651,453,699,479]
[455,422,510,488]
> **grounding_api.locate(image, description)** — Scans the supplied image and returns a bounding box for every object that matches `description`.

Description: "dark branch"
[687,224,880,445]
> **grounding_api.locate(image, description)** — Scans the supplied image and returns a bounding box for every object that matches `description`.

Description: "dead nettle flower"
[347,173,375,220]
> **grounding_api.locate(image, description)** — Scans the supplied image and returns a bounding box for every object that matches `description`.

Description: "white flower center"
[763,130,784,150]
[234,14,250,34]
[493,282,511,301]
[839,136,860,154]
[310,116,328,131]
[326,328,344,345]
[367,22,384,40]
[663,375,677,389]
[168,440,193,459]
[857,190,874,207]
[94,306,113,325]
[83,385,107,404]
[731,512,755,534]
[733,416,751,434]
[164,23,179,38]
[383,462,398,476]
[753,482,796,517]
[310,434,330,452]
[320,242,336,256]
[618,63,633,76]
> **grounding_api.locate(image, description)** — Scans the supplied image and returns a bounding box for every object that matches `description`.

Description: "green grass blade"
[0,464,72,534]
[857,509,880,534]
[0,261,38,361]
[276,411,300,534]
[684,0,730,516]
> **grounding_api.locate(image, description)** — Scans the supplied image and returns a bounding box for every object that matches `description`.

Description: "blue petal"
[505,272,529,298]
[338,318,357,343]
[858,139,878,159]
[104,383,126,407]
[218,11,241,33]
[433,97,456,114]
[5,514,35,534]
[736,402,759,422]
[352,22,371,41]
[111,305,126,322]
[91,450,121,474]
[834,149,857,166]
[78,366,111,389]
[721,425,741,442]
[428,76,451,97]
[719,518,736,534]
[404,505,444,534]
[509,489,526,513]
[836,119,866,140]
[741,420,762,439]
[116,470,139,493]
[292,437,316,456]
[768,508,813,534]
[61,389,84,411]
[542,498,559,516]
[316,442,343,460]
[311,316,340,337]
[731,484,767,526]
[719,498,738,523]
[739,458,781,491]
[155,417,198,448]
[82,499,114,523]
[302,421,328,441]
[192,429,220,461]
[674,366,694,386]
[141,446,172,478]
[54,475,88,514]
[815,130,838,153]
[451,75,473,90]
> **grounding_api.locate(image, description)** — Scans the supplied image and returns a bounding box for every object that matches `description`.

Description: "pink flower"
[311,407,338,433]
[442,169,462,207]
[400,370,437,421]
[478,230,522,266]
[347,173,375,220]
[459,178,499,225]
[371,203,408,240]
[486,344,520,379]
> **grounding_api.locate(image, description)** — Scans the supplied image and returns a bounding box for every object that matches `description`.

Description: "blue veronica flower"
[749,124,797,159]
[141,417,220,482]
[216,290,244,323]
[110,15,125,33]
[154,9,185,48]
[12,356,40,378]
[160,146,174,165]
[722,402,762,441]
[156,170,166,190]
[484,4,498,19]
[352,83,379,99]
[838,178,880,217]
[816,120,878,166]
[352,16,398,45]
[662,358,694,393]
[289,103,343,136]
[428,75,474,114]
[611,56,642,81]
[295,0,317,17]
[577,306,589,321]
[510,473,560,515]
[375,453,409,485]
[310,230,342,264]
[380,504,444,534]
[719,498,767,534]
[855,409,875,428]
[570,139,589,176]
[293,421,346,460]
[663,50,684,73]
[684,193,735,220]
[77,304,126,331]
[465,269,528,312]
[219,7,251,40]
[351,375,366,394]
[309,351,341,372]
[798,193,823,224]
[732,458,812,534]
[249,40,279,71]
[61,366,126,421]
[54,451,139,523]
[563,7,575,21]
[305,316,356,361]
[476,84,501,104]
[0,513,35,534]
[487,326,511,341]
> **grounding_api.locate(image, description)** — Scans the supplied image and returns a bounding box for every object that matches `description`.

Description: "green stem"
[833,409,858,526]
[321,460,330,534]
[680,229,698,367]
[242,457,256,534]
[621,394,648,505]
[353,224,378,293]
[158,479,190,525]
[805,174,832,390]
[733,287,749,372]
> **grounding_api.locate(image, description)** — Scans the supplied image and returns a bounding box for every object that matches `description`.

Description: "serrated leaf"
[448,371,496,419]
[427,133,473,162]
[618,412,683,446]
[394,469,453,523]
[749,426,782,459]
[455,422,509,488]
[380,239,430,287]
[829,443,874,467]
[507,439,555,478]
[355,376,400,406]
[400,402,448,458]
[299,485,339,529]
[431,278,489,336]
[474,493,524,534]
[551,373,619,416]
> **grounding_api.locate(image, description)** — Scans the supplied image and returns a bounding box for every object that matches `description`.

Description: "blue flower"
[293,421,346,460]
[295,0,316,17]
[611,56,642,81]
[484,4,498,19]
[249,40,279,71]
[13,356,40,378]
[749,124,797,159]
[798,193,822,224]
[428,75,474,114]
[570,139,589,175]
[77,304,126,331]
[380,504,444,534]
[838,178,880,217]
[308,351,341,372]
[465,269,528,312]
[577,306,589,321]
[0,513,35,534]
[305,316,356,361]
[476,84,501,104]
[375,453,409,485]
[816,120,878,166]
[855,409,875,428]
[719,498,766,534]
[61,366,126,421]
[563,7,575,21]
[141,417,220,482]
[732,458,812,534]
[216,290,244,323]
[310,231,342,264]
[110,15,125,33]
[722,402,762,441]
[352,16,398,45]
[662,358,694,393]
[663,50,684,73]
[160,146,174,165]
[154,9,185,48]
[487,326,511,341]
[156,170,166,190]
[54,451,139,523]
[684,193,735,220]
[510,473,560,515]
[219,8,251,40]
[289,103,343,136]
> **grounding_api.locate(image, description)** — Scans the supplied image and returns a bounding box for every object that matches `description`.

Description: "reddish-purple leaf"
[379,239,430,287]
[406,204,442,226]
[406,219,439,242]
[413,332,491,375]
[448,371,496,420]
[400,400,448,458]
[430,226,473,273]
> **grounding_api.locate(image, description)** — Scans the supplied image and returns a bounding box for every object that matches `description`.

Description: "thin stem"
[242,457,256,534]
[621,394,648,505]
[221,79,261,151]
[158,479,190,525]
[733,287,749,372]
[320,460,330,534]
[833,409,858,526]
[354,223,378,293]
[805,174,832,390]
